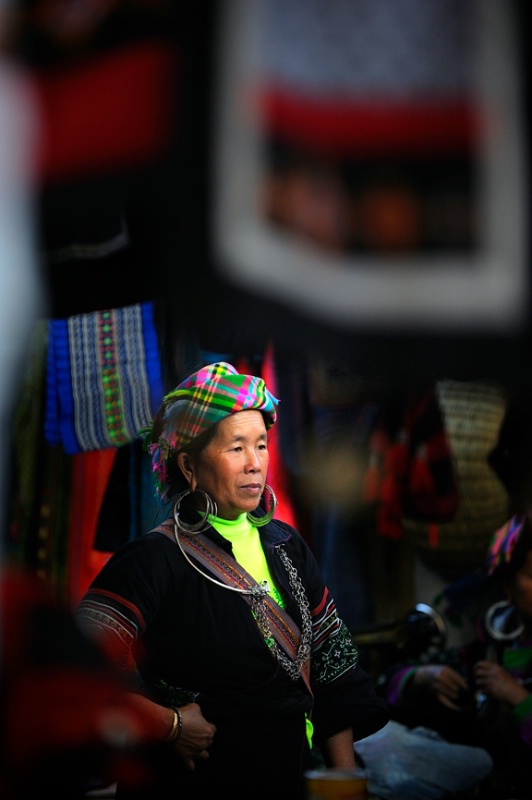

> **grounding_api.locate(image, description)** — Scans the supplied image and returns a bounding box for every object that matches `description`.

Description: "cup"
[305,767,368,800]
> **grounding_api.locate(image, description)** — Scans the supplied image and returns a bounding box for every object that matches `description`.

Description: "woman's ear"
[177,451,195,489]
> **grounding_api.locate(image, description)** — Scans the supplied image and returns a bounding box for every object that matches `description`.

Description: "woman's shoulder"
[263,517,309,552]
[265,518,321,574]
[145,519,175,541]
[101,523,177,566]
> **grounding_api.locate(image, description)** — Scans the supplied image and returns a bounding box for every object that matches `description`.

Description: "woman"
[75,362,389,799]
[381,513,532,799]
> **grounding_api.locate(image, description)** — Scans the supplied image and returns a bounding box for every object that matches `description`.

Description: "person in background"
[379,512,532,799]
[75,361,388,799]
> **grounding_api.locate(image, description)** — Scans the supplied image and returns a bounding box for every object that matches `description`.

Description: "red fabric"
[0,569,157,797]
[260,345,299,531]
[33,39,179,181]
[409,445,436,499]
[366,386,459,540]
[67,449,116,607]
[428,522,440,548]
[377,436,410,540]
[234,350,299,531]
[255,87,479,157]
[7,666,144,761]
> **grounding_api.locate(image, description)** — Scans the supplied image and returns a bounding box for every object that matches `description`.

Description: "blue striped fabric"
[45,302,163,454]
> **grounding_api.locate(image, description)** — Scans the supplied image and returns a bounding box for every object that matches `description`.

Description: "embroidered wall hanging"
[45,302,163,454]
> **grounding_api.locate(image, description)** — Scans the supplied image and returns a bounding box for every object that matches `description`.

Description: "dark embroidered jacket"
[75,515,388,744]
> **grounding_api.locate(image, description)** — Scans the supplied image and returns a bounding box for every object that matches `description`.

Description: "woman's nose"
[246,450,261,470]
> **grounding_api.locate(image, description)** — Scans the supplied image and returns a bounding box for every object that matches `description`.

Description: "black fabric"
[94,444,133,553]
[40,170,171,318]
[488,387,532,511]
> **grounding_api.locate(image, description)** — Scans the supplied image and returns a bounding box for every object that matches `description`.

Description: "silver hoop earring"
[485,600,524,641]
[173,489,217,535]
[247,484,277,527]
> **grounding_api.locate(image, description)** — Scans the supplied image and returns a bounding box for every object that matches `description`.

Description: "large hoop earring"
[247,484,277,527]
[173,489,217,535]
[485,600,524,641]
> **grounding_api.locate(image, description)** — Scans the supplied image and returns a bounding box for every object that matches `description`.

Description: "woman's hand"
[474,660,529,707]
[413,665,471,711]
[125,694,216,771]
[173,702,217,771]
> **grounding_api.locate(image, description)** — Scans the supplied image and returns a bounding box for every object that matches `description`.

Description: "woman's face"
[182,409,269,520]
[509,550,532,622]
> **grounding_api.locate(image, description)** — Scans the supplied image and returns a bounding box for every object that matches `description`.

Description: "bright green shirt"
[209,513,284,606]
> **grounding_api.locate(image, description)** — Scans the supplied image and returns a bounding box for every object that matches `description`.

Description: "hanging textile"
[403,380,511,580]
[261,344,299,531]
[45,301,163,454]
[67,449,118,607]
[364,383,460,541]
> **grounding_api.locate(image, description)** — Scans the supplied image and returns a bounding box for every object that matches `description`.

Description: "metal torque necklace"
[173,522,271,598]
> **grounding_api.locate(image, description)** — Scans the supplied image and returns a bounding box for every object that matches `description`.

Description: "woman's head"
[177,409,270,519]
[141,362,278,505]
[486,513,532,621]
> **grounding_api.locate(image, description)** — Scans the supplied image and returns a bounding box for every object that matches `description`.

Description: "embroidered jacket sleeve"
[74,534,171,673]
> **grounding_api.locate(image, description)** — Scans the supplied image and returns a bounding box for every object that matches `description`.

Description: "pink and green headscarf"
[486,514,526,576]
[140,362,279,501]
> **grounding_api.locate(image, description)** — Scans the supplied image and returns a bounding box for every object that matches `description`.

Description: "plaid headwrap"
[486,514,526,576]
[141,362,279,500]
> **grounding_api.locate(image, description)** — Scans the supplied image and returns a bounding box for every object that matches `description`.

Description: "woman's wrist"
[165,706,183,742]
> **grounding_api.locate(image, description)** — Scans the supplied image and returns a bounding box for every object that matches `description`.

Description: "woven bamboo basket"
[403,380,511,580]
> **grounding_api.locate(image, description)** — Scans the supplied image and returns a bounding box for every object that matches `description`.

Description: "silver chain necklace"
[250,545,312,681]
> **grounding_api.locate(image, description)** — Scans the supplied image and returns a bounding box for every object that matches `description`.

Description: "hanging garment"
[45,301,163,454]
[67,448,118,607]
[364,383,460,541]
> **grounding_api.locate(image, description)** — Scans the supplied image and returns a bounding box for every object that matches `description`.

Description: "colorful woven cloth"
[486,514,526,576]
[45,302,163,454]
[142,361,279,501]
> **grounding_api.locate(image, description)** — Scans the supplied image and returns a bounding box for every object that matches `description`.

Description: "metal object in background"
[354,603,447,655]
